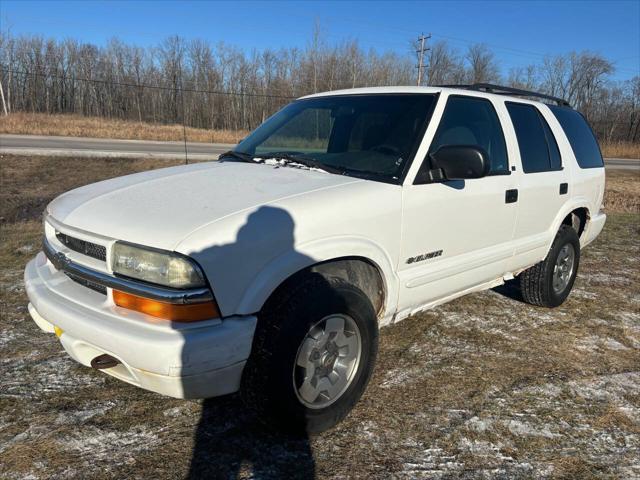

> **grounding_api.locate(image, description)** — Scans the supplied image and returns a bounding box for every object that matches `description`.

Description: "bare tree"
[465,43,500,84]
[0,31,636,143]
[507,65,538,90]
[426,41,464,86]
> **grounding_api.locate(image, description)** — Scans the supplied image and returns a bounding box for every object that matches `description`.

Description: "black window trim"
[537,106,563,171]
[398,92,440,184]
[505,100,565,175]
[413,93,511,185]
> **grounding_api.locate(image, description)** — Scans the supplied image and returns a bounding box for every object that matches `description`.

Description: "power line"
[0,67,298,100]
[416,33,431,86]
[305,13,640,77]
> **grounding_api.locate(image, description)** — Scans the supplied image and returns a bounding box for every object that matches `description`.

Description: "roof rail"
[436,83,571,108]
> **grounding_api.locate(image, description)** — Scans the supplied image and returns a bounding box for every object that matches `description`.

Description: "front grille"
[56,232,107,261]
[65,272,107,295]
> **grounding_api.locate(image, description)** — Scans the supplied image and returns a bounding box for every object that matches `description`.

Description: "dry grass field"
[0,113,248,144]
[0,155,638,479]
[1,112,638,159]
[602,141,640,160]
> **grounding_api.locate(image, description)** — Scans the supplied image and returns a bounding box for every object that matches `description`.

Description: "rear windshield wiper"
[219,150,257,163]
[256,152,345,175]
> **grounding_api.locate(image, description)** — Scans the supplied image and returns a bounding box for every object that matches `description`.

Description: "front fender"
[235,235,399,324]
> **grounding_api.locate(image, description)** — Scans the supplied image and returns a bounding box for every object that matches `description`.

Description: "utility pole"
[416,33,431,86]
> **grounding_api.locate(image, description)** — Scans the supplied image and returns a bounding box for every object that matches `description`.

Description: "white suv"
[25,84,606,433]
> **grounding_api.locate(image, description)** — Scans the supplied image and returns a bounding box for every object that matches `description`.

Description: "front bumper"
[24,252,257,399]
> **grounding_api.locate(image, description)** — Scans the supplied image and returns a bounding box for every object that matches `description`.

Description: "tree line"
[0,31,638,142]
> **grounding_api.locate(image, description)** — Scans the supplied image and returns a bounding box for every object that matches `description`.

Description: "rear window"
[549,105,604,168]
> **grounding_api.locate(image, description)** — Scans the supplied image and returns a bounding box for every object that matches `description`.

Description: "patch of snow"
[604,338,631,350]
[16,244,35,255]
[0,353,105,399]
[576,335,630,351]
[54,401,116,425]
[359,420,378,443]
[401,447,464,479]
[162,403,196,418]
[58,425,160,465]
[3,282,25,293]
[457,438,514,461]
[585,272,630,286]
[3,474,40,480]
[506,419,559,438]
[0,328,23,348]
[445,409,471,422]
[571,287,598,300]
[515,382,564,398]
[465,416,494,433]
[380,366,423,388]
[0,424,52,454]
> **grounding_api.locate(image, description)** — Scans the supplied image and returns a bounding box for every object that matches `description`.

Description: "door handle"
[505,189,518,203]
[559,183,568,195]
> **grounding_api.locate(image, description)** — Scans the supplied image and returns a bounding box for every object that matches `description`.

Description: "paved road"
[603,157,640,170]
[1,134,638,169]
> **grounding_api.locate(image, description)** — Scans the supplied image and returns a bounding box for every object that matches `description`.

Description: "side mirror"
[423,145,491,182]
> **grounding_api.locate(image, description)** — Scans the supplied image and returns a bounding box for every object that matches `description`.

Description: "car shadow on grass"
[492,279,525,303]
[187,394,315,479]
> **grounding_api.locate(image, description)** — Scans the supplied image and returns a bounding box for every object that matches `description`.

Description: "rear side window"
[429,96,509,174]
[549,105,604,168]
[506,103,562,173]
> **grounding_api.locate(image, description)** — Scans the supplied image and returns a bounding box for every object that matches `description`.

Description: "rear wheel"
[519,225,580,307]
[241,274,378,434]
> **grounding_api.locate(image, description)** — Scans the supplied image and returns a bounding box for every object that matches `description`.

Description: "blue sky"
[1,0,638,80]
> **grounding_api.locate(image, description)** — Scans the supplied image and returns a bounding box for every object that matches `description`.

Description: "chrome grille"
[56,232,107,261]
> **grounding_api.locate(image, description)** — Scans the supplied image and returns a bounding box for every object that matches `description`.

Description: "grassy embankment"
[0,112,247,144]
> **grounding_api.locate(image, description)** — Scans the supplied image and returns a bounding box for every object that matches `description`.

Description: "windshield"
[233,94,437,183]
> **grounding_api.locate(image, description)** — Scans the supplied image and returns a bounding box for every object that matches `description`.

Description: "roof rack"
[437,83,571,108]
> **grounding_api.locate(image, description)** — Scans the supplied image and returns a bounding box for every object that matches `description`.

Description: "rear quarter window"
[506,102,560,174]
[548,106,604,168]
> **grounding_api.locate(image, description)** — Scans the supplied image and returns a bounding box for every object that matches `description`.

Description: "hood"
[48,161,361,250]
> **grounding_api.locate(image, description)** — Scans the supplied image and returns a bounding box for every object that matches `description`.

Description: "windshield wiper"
[256,152,345,175]
[218,150,257,163]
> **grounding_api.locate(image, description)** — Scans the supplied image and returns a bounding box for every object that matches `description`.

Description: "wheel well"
[562,208,589,238]
[261,257,386,318]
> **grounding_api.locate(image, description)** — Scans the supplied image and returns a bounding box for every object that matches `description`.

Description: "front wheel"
[519,225,581,307]
[241,274,378,434]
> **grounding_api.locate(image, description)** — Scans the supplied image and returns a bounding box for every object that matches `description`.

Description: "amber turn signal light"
[113,290,219,322]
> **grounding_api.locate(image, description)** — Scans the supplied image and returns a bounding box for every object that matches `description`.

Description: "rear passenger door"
[504,102,570,271]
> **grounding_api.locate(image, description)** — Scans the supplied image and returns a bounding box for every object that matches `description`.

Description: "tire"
[519,225,580,307]
[241,273,378,434]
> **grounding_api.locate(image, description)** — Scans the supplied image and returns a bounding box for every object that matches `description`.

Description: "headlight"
[111,242,206,289]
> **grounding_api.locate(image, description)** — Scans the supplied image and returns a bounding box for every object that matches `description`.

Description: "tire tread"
[519,225,579,308]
